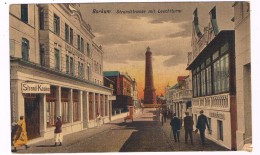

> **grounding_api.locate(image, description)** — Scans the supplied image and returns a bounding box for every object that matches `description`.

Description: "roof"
[177,76,187,82]
[103,71,120,77]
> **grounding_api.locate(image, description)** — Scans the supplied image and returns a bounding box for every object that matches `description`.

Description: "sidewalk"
[160,117,229,151]
[14,109,143,152]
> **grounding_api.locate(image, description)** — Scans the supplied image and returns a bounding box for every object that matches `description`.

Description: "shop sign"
[22,83,50,94]
[209,111,225,120]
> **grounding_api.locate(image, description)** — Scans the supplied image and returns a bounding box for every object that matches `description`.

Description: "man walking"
[196,110,211,145]
[184,112,194,145]
[170,113,181,142]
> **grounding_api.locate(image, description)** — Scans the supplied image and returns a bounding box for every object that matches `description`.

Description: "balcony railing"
[192,93,230,111]
[172,89,192,101]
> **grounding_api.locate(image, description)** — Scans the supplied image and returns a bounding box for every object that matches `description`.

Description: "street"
[15,108,229,153]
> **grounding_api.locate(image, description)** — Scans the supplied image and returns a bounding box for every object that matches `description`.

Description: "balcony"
[192,93,230,111]
[172,89,192,101]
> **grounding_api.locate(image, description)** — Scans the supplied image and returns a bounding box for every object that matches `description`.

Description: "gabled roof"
[103,71,120,77]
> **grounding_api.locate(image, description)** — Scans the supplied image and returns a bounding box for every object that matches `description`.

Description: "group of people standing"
[169,110,211,145]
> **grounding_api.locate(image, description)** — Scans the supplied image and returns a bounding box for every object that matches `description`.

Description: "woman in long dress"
[12,116,29,152]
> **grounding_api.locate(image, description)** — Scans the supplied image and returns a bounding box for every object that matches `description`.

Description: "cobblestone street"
[14,108,229,153]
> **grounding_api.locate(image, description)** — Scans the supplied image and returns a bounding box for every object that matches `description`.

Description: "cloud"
[166,22,191,38]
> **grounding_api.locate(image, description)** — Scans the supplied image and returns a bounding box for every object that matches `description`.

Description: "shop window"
[213,50,219,61]
[61,88,69,123]
[21,4,28,23]
[196,73,201,96]
[46,86,56,127]
[217,120,223,140]
[220,43,229,55]
[201,69,206,96]
[53,14,60,35]
[73,90,79,122]
[89,93,93,120]
[21,38,29,61]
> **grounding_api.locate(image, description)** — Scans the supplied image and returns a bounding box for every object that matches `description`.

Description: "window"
[206,66,212,95]
[66,55,69,74]
[192,75,197,97]
[54,48,60,70]
[61,88,69,123]
[46,102,56,127]
[77,35,80,50]
[39,7,44,29]
[40,44,45,66]
[21,4,28,23]
[196,72,201,96]
[213,54,229,93]
[201,69,206,96]
[65,24,69,42]
[53,14,60,35]
[80,38,84,52]
[21,38,29,61]
[217,120,223,140]
[78,62,83,78]
[86,64,90,80]
[220,43,229,55]
[46,86,56,127]
[70,28,73,45]
[70,57,74,75]
[73,90,79,122]
[87,43,91,57]
[213,50,219,60]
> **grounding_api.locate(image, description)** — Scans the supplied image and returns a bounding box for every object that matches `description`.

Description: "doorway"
[24,94,40,140]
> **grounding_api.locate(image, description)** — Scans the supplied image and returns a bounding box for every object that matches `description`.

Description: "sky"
[79,2,234,99]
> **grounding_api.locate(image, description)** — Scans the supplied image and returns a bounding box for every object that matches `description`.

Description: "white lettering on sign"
[22,83,50,94]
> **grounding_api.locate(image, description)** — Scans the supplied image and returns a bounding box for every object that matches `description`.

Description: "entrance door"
[24,94,40,140]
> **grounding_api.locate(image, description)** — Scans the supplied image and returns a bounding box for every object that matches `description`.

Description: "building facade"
[232,2,251,150]
[103,71,137,112]
[187,7,237,150]
[10,4,112,141]
[165,76,192,123]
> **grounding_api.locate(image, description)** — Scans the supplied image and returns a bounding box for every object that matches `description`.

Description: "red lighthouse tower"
[144,47,156,104]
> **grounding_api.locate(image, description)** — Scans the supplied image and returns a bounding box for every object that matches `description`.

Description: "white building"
[187,7,237,150]
[10,4,112,142]
[232,2,252,151]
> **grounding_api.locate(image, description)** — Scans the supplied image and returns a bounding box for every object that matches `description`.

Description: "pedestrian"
[54,116,63,146]
[184,111,194,145]
[163,109,167,123]
[96,113,101,128]
[196,110,211,145]
[170,113,181,142]
[12,116,29,152]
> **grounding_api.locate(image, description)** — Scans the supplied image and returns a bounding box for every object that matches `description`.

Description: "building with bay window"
[187,7,236,150]
[10,4,112,142]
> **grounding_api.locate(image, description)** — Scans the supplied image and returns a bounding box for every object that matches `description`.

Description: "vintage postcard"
[4,0,256,154]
